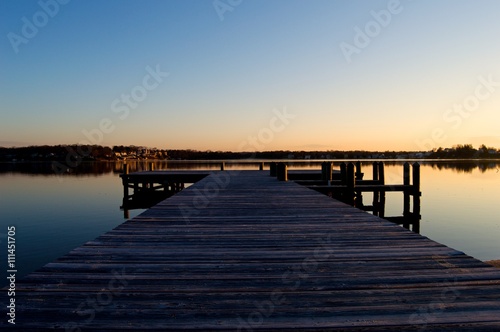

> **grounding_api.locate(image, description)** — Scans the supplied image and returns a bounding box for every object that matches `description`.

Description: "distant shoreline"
[1,144,500,162]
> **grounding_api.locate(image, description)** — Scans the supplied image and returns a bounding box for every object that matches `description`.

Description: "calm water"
[1,160,499,286]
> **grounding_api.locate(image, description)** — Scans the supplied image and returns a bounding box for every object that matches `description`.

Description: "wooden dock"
[6,171,500,330]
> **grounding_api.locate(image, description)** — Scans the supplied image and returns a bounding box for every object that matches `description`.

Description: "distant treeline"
[0,143,499,162]
[0,145,167,162]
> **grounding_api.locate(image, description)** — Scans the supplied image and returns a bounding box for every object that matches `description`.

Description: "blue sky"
[1,0,500,151]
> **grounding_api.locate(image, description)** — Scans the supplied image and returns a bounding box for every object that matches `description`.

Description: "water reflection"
[1,159,499,175]
[422,160,500,173]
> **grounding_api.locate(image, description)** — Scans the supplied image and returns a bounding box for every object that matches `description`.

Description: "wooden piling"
[378,190,386,218]
[412,162,421,220]
[277,162,288,181]
[346,162,355,205]
[321,162,332,181]
[122,164,129,199]
[403,162,410,217]
[270,162,277,177]
[378,162,385,184]
[372,161,379,182]
[355,161,363,180]
[340,162,347,184]
[259,162,265,171]
[220,162,225,171]
[377,162,385,216]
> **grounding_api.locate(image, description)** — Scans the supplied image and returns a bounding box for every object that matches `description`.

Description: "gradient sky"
[1,0,500,151]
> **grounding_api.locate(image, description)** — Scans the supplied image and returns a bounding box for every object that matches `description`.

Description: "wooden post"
[372,162,379,215]
[372,162,379,182]
[322,162,332,181]
[413,220,421,234]
[220,162,225,171]
[403,162,410,217]
[122,164,129,199]
[340,162,347,185]
[355,161,363,180]
[270,162,277,176]
[259,162,265,171]
[378,162,385,184]
[277,162,288,181]
[327,162,332,181]
[346,162,355,205]
[378,162,385,215]
[412,162,421,223]
[379,190,386,218]
[372,190,380,216]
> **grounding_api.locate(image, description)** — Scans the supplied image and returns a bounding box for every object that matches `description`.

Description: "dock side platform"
[5,171,500,330]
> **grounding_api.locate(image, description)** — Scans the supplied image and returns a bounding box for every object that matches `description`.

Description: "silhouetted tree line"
[428,144,499,159]
[1,144,499,162]
[0,145,167,162]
